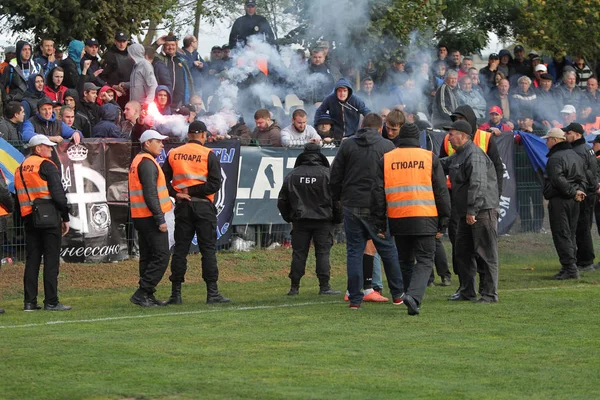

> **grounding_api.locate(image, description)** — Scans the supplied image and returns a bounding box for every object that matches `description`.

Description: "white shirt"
[280,124,322,148]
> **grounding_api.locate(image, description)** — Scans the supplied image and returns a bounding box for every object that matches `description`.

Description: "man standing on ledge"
[129,130,172,307]
[228,0,275,49]
[162,121,230,304]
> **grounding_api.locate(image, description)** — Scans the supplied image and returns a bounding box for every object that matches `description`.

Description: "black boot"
[206,282,231,304]
[167,282,182,305]
[288,284,299,296]
[319,285,342,295]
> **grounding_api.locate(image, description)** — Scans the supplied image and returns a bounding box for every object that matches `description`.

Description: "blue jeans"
[343,207,404,305]
[372,253,383,289]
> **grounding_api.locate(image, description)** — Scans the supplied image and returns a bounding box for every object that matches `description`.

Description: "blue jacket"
[22,112,79,142]
[314,78,371,138]
[182,49,205,91]
[92,104,124,138]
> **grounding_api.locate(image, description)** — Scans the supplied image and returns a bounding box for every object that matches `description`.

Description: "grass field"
[0,233,599,400]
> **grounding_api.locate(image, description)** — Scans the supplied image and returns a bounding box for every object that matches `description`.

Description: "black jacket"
[543,141,586,200]
[60,57,80,89]
[0,117,21,142]
[228,14,275,49]
[277,152,342,223]
[101,45,134,86]
[373,138,451,236]
[441,140,499,217]
[330,127,395,208]
[570,137,598,194]
[79,100,100,127]
[80,52,106,87]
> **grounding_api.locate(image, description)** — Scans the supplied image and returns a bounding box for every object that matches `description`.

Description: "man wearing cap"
[479,53,500,91]
[21,97,82,145]
[101,31,134,104]
[228,0,275,49]
[128,130,172,307]
[373,123,450,315]
[478,106,512,134]
[535,73,561,128]
[441,120,500,303]
[541,128,587,279]
[79,82,101,127]
[81,38,106,88]
[511,45,529,78]
[559,105,578,128]
[15,135,71,311]
[532,64,548,88]
[161,121,230,304]
[563,122,599,272]
[153,34,195,108]
[383,56,409,88]
[277,142,342,296]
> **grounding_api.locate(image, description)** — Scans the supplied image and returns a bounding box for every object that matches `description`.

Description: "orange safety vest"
[14,155,55,217]
[383,147,437,219]
[0,170,9,216]
[443,129,492,188]
[128,153,173,219]
[167,143,215,202]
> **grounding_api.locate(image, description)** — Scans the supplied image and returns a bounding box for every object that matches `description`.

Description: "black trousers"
[289,220,333,286]
[575,194,596,266]
[170,201,218,284]
[429,236,451,284]
[134,217,170,294]
[548,197,579,270]
[24,218,61,305]
[455,209,499,301]
[595,200,600,236]
[396,235,435,306]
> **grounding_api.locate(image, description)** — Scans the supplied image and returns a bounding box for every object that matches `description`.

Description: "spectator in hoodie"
[252,108,281,146]
[1,40,43,104]
[92,103,124,138]
[64,88,92,137]
[22,97,81,144]
[122,43,158,105]
[21,73,46,120]
[281,109,322,147]
[60,40,84,89]
[100,31,134,100]
[44,67,68,103]
[154,86,172,116]
[314,78,371,138]
[497,49,516,82]
[80,38,106,88]
[34,38,56,76]
[96,86,119,107]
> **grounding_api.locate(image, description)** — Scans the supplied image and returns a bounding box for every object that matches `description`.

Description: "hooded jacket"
[277,148,342,223]
[1,41,42,102]
[440,105,504,196]
[22,111,79,142]
[330,127,395,208]
[92,103,124,138]
[543,141,586,200]
[96,86,118,106]
[314,78,371,138]
[101,44,134,86]
[44,66,68,103]
[127,44,158,105]
[21,73,46,120]
[61,40,84,89]
[64,88,92,138]
[154,85,173,115]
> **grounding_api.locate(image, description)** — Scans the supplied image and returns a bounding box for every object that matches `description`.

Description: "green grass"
[0,233,599,400]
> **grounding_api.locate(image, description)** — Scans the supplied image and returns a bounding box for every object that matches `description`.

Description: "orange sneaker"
[344,292,349,302]
[363,290,389,302]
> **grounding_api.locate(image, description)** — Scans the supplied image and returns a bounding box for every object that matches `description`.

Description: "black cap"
[164,34,178,42]
[85,38,99,46]
[489,53,499,60]
[175,106,191,116]
[540,73,553,81]
[514,45,524,52]
[221,44,230,50]
[391,55,405,63]
[51,100,62,107]
[303,142,322,154]
[588,135,600,144]
[444,120,473,136]
[37,97,54,109]
[115,31,128,41]
[188,120,207,133]
[399,123,420,140]
[246,0,256,5]
[211,45,222,51]
[562,122,584,135]
[315,116,334,125]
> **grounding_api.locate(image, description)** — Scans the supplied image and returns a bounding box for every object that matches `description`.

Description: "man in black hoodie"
[278,143,343,296]
[542,128,587,280]
[330,113,405,309]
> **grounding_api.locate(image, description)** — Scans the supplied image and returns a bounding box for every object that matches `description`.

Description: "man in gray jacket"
[441,120,500,303]
[122,44,158,105]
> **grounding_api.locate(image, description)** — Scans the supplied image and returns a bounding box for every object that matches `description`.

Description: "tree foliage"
[0,0,177,47]
[516,0,600,58]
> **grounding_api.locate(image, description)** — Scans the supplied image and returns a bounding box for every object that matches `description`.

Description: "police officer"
[0,168,14,314]
[441,120,500,303]
[15,135,71,311]
[129,130,172,307]
[542,128,587,280]
[277,143,343,296]
[228,0,275,49]
[373,123,451,315]
[162,121,230,304]
[563,123,599,272]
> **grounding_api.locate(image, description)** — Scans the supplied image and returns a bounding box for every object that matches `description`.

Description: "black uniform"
[570,137,598,268]
[543,141,587,277]
[594,150,600,238]
[277,144,342,292]
[228,13,275,49]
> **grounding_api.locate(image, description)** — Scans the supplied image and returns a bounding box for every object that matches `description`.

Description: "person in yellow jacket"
[128,130,173,307]
[373,123,451,315]
[162,121,230,304]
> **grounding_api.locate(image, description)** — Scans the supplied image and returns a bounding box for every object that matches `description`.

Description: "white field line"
[0,284,597,330]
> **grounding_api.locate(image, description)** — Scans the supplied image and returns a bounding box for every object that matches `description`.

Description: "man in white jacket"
[121,44,158,105]
[280,109,322,148]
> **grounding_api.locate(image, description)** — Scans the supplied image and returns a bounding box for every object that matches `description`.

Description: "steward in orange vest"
[128,130,172,308]
[14,134,70,311]
[373,123,450,315]
[161,121,229,305]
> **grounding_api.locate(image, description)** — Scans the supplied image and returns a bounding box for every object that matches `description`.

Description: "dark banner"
[232,147,338,225]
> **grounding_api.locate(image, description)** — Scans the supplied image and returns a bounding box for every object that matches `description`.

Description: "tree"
[516,0,600,59]
[0,0,177,47]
